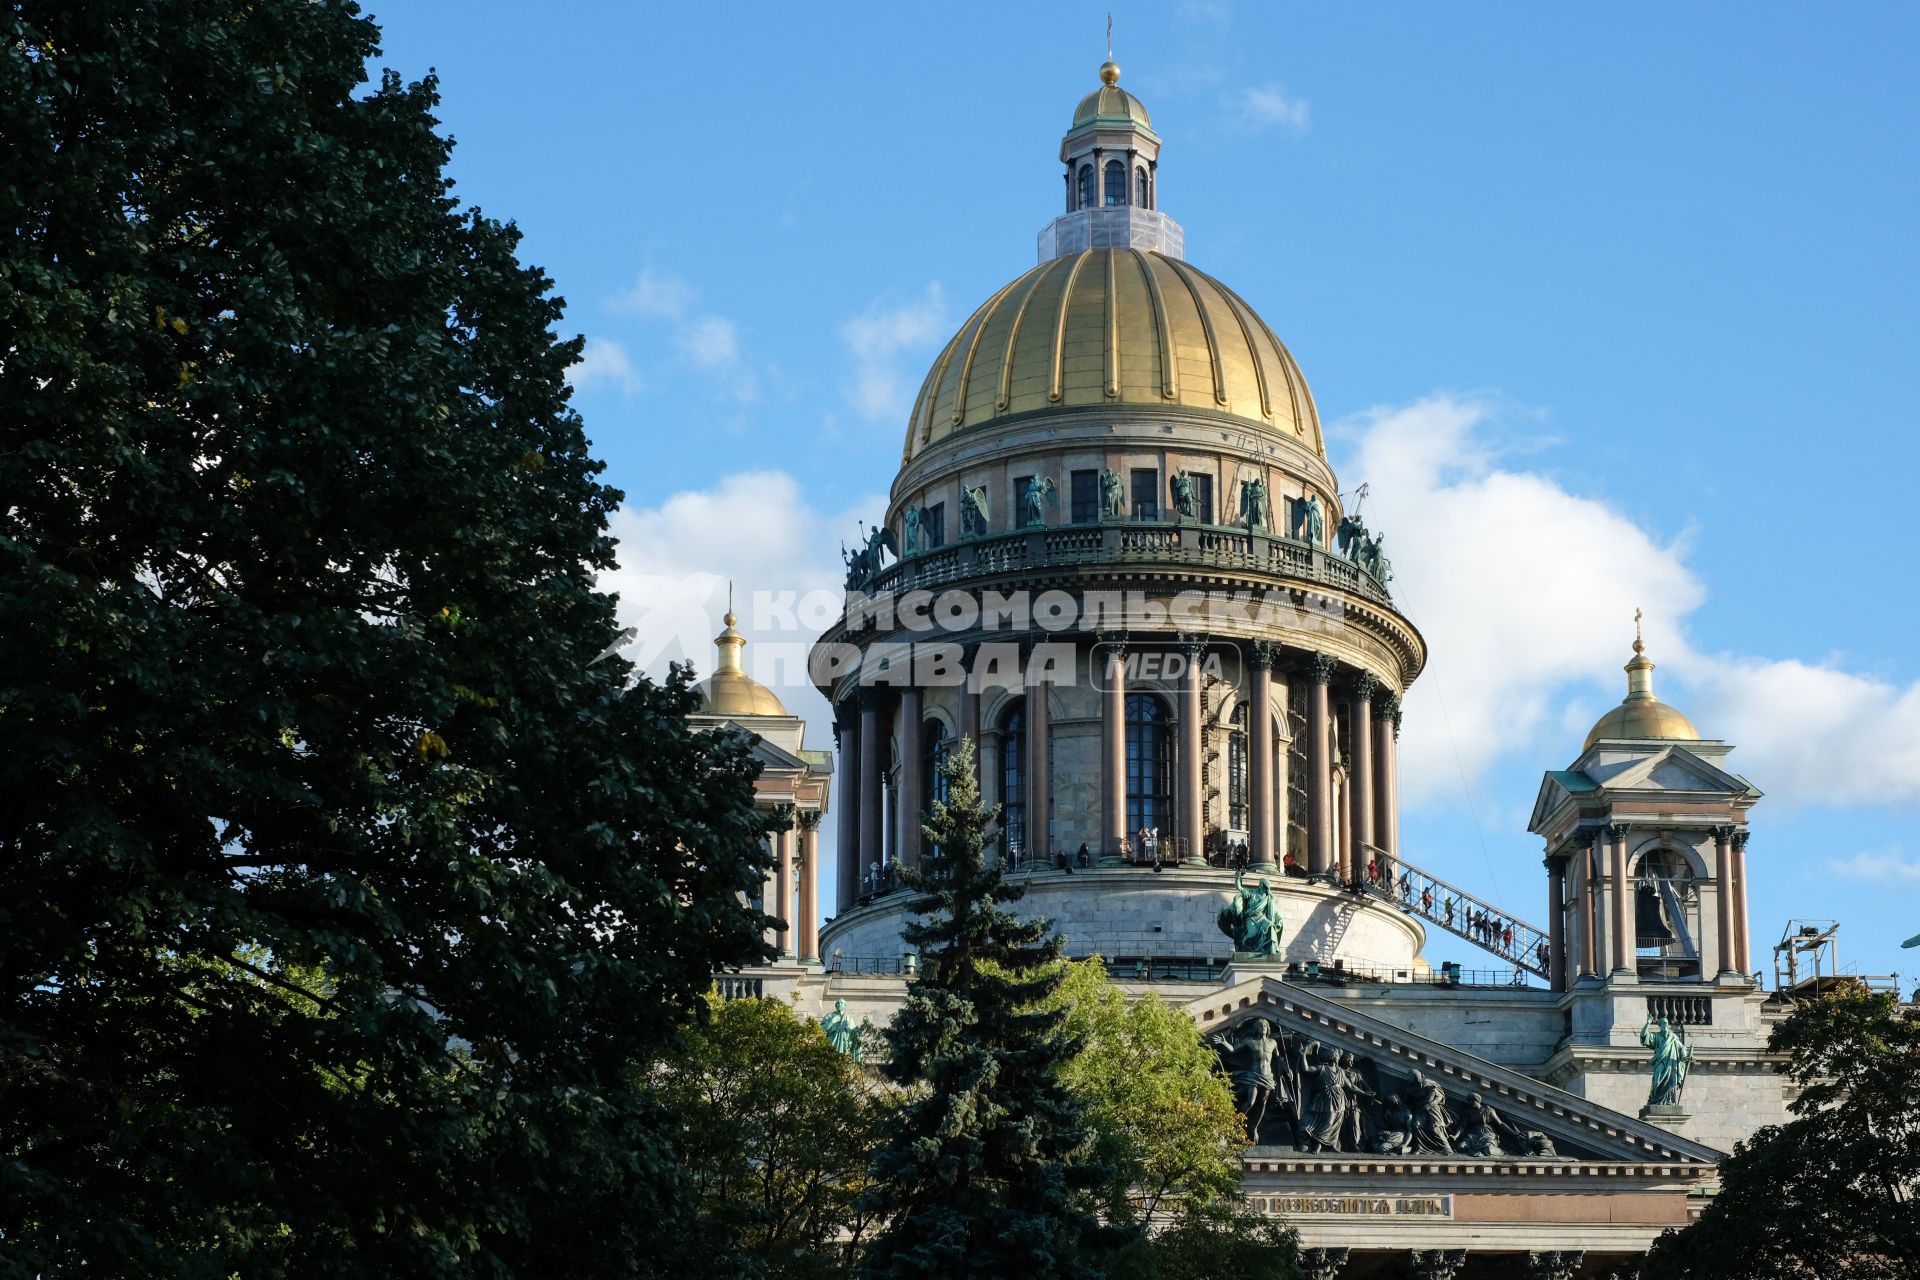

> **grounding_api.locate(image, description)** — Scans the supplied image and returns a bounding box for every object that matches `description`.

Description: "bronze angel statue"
[1023,475,1056,528]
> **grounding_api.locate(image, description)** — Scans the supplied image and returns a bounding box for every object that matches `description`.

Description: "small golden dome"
[1072,81,1152,129]
[1583,622,1700,749]
[1099,59,1121,85]
[902,249,1323,464]
[695,609,790,718]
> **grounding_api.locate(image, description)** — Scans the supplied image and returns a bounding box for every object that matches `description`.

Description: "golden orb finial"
[1099,60,1121,85]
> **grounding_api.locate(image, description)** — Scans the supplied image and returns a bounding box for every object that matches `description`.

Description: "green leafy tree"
[656,991,896,1279]
[1038,959,1301,1278]
[1643,986,1920,1279]
[0,3,771,1276]
[1043,958,1248,1227]
[858,739,1122,1280]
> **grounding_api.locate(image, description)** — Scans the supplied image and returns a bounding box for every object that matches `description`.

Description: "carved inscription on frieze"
[1246,1194,1453,1219]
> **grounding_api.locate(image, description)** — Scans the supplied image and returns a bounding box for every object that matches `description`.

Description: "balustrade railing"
[1359,845,1550,980]
[862,520,1394,604]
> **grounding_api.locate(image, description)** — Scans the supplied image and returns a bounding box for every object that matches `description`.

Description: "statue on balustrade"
[1169,469,1199,520]
[1336,512,1369,558]
[1288,491,1324,545]
[1218,868,1284,956]
[1239,476,1272,531]
[960,485,990,538]
[903,507,922,555]
[1100,468,1126,518]
[821,998,864,1063]
[1640,1015,1694,1107]
[1023,475,1056,527]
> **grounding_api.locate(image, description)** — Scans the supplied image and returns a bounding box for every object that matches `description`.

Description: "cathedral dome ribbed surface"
[901,249,1323,464]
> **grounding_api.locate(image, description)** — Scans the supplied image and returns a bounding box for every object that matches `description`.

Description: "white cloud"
[1826,849,1920,883]
[604,266,752,400]
[610,266,696,319]
[677,314,740,371]
[600,471,884,718]
[567,337,644,395]
[1339,394,1920,810]
[841,283,950,423]
[1235,82,1311,135]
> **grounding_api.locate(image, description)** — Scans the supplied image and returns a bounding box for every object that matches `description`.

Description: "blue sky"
[370,3,1919,985]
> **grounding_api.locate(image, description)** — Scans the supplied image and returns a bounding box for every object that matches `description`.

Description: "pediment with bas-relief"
[1189,976,1721,1165]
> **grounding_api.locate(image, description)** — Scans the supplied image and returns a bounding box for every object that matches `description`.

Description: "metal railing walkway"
[1357,844,1550,980]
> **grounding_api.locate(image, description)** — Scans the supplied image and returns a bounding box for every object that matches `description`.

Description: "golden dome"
[694,610,789,718]
[1583,625,1699,749]
[1072,81,1151,129]
[902,249,1323,464]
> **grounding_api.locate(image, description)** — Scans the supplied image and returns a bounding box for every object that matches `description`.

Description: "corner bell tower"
[1530,620,1759,997]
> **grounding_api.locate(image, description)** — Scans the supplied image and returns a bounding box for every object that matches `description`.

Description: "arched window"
[1228,703,1249,832]
[1125,694,1173,837]
[1137,166,1149,209]
[1000,702,1025,859]
[1104,158,1126,207]
[1077,165,1095,211]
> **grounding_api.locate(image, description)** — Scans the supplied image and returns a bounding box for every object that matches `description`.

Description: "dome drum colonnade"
[814,63,1426,943]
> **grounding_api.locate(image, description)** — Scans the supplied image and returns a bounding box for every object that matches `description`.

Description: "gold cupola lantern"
[1583,611,1701,748]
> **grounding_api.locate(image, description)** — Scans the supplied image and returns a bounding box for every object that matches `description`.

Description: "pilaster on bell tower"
[1036,57,1185,262]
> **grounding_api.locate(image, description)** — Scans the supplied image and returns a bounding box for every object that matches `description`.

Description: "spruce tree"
[859,738,1120,1280]
[0,4,771,1275]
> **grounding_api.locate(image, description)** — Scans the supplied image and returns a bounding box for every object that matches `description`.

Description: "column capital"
[797,809,823,832]
[1300,1247,1350,1280]
[856,687,891,713]
[1732,829,1751,852]
[1710,823,1737,843]
[1524,1251,1584,1280]
[1305,651,1337,684]
[1568,825,1598,851]
[1350,671,1380,703]
[765,802,796,832]
[1249,638,1278,667]
[1607,821,1632,840]
[1542,850,1569,872]
[1100,633,1129,661]
[1408,1249,1467,1280]
[1178,633,1209,661]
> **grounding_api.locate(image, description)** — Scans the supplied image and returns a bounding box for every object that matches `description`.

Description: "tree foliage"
[1643,986,1920,1280]
[0,3,771,1275]
[655,992,896,1279]
[858,740,1122,1280]
[1042,958,1248,1227]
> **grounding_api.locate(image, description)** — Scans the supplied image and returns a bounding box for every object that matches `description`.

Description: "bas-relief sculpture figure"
[1212,1026,1568,1159]
[960,484,990,538]
[1023,475,1056,527]
[1169,468,1198,520]
[821,998,863,1063]
[1100,467,1125,519]
[1218,868,1284,956]
[1239,476,1271,531]
[1211,1018,1296,1147]
[1640,1015,1694,1107]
